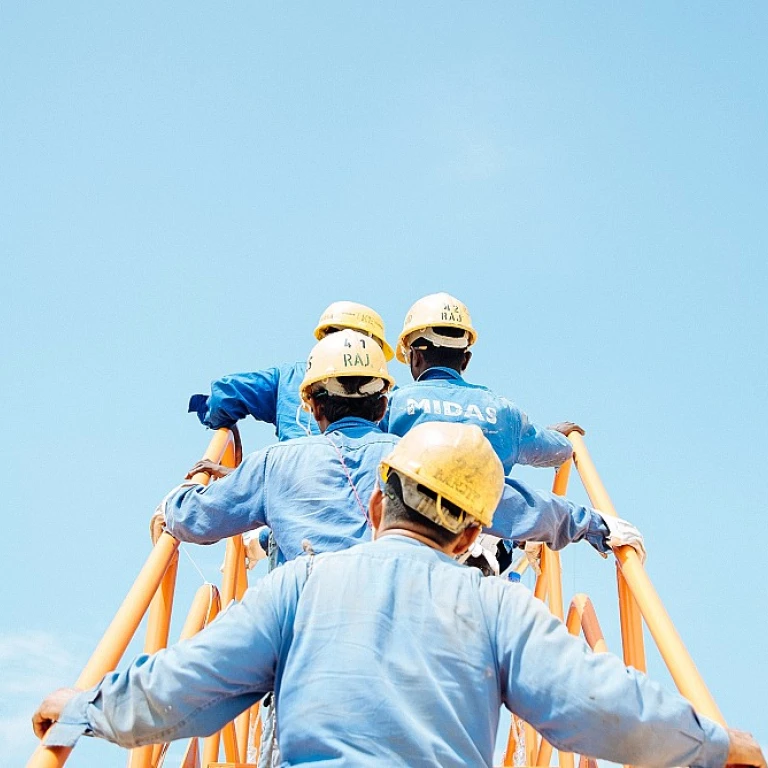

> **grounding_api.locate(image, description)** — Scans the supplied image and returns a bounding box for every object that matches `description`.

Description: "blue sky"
[2,2,767,765]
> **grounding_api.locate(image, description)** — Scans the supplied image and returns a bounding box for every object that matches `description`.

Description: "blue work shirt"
[200,362,319,440]
[381,367,572,473]
[163,417,609,558]
[46,536,728,768]
[165,417,399,563]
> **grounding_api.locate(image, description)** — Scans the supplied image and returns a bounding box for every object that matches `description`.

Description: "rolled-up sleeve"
[205,368,281,429]
[164,451,269,544]
[486,478,608,552]
[516,410,573,468]
[44,564,305,749]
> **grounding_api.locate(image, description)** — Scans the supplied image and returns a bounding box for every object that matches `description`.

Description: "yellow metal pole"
[129,551,180,768]
[221,720,241,763]
[566,594,609,654]
[27,533,180,768]
[567,432,647,672]
[203,534,245,763]
[179,583,221,640]
[220,535,243,607]
[568,433,725,724]
[201,732,222,766]
[130,432,235,768]
[549,463,571,768]
[616,565,646,672]
[28,429,236,768]
[233,552,249,761]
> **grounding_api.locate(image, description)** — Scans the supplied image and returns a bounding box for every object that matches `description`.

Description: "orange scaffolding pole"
[28,429,236,768]
[568,432,724,724]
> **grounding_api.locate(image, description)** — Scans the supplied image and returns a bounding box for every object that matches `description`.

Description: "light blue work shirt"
[163,416,610,558]
[46,536,728,768]
[202,362,319,440]
[381,367,572,473]
[167,417,398,563]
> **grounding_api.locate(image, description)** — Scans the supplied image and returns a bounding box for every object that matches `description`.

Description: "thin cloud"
[0,630,85,765]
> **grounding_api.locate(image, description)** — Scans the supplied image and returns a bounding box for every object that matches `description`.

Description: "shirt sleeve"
[515,409,573,468]
[492,583,730,768]
[203,368,281,429]
[485,478,609,553]
[163,451,269,543]
[43,563,307,749]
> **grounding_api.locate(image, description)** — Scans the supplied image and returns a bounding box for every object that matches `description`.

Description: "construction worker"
[383,292,581,574]
[34,422,763,768]
[384,292,581,472]
[188,300,395,440]
[155,329,399,564]
[187,300,395,571]
[167,328,642,766]
[155,331,643,566]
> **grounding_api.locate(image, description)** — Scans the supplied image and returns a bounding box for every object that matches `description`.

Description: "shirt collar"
[325,416,383,435]
[416,367,464,383]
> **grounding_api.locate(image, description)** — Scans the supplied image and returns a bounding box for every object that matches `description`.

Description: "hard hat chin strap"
[399,475,471,534]
[405,327,470,351]
[314,377,386,398]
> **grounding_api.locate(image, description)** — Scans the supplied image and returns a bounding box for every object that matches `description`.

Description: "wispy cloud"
[0,630,85,765]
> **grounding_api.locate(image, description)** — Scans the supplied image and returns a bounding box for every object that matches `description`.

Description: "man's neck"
[376,527,451,553]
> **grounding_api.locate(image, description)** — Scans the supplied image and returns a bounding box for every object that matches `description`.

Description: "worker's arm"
[493,583,731,768]
[514,407,574,468]
[189,368,281,429]
[161,450,270,544]
[485,478,610,552]
[35,563,304,748]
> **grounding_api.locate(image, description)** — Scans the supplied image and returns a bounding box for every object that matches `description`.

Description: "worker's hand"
[726,728,766,768]
[548,422,585,437]
[186,459,233,480]
[245,536,267,569]
[32,687,80,739]
[150,510,165,545]
[524,542,544,576]
[602,515,647,564]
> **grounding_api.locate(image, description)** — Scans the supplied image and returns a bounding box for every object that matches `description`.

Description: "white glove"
[602,515,646,564]
[458,534,501,576]
[243,527,268,570]
[524,542,543,576]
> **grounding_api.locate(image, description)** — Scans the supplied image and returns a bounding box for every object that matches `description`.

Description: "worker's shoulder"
[315,538,477,575]
[263,427,397,453]
[392,378,494,397]
[275,360,307,378]
[476,575,535,618]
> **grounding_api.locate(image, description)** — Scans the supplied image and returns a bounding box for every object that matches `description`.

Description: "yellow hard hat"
[300,329,395,404]
[396,292,477,363]
[379,422,504,531]
[315,301,395,361]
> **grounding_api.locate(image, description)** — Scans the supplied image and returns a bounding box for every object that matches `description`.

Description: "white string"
[294,405,313,437]
[323,432,371,526]
[181,545,208,585]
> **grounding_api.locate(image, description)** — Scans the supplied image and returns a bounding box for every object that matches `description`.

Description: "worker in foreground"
[34,422,762,768]
[157,330,645,565]
[188,300,395,440]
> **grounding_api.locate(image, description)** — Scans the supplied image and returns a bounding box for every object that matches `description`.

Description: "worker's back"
[164,416,399,562]
[275,535,503,767]
[383,367,571,473]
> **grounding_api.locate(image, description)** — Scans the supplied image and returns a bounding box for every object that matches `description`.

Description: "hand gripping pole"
[27,429,237,768]
[568,432,725,724]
